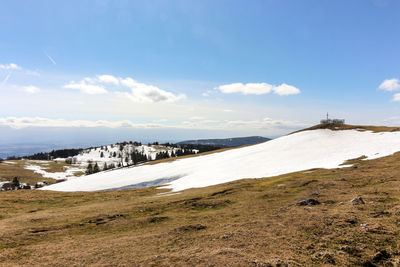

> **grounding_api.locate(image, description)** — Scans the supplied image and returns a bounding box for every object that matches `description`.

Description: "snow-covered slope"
[56,143,196,168]
[43,129,400,192]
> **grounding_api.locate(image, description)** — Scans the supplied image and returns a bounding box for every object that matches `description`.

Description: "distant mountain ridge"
[176,136,270,147]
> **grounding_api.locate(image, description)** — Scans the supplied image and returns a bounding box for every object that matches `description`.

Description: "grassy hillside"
[0,160,81,185]
[1,152,399,266]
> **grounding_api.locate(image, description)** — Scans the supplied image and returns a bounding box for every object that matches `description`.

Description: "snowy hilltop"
[55,142,200,171]
[43,127,400,192]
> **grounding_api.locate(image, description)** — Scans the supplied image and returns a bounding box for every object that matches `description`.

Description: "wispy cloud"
[392,93,400,102]
[202,90,213,97]
[225,117,305,130]
[23,85,41,94]
[64,81,108,94]
[0,63,22,88]
[0,117,167,129]
[25,70,40,76]
[0,116,305,132]
[0,72,12,87]
[0,63,21,70]
[216,82,300,96]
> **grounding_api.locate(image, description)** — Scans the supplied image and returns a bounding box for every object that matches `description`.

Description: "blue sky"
[1,0,400,149]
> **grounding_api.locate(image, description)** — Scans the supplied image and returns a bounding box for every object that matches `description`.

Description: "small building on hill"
[320,113,345,125]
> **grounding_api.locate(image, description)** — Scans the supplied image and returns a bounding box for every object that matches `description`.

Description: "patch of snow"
[42,129,400,192]
[24,164,84,180]
[339,164,353,168]
[2,161,16,165]
[64,143,188,168]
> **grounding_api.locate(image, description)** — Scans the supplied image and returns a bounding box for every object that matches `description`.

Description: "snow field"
[43,129,400,192]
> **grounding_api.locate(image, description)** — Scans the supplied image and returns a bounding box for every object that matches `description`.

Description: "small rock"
[345,219,357,225]
[221,233,234,239]
[297,198,321,206]
[351,196,365,205]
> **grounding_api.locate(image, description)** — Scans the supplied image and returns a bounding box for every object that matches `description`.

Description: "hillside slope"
[56,143,198,167]
[177,136,270,147]
[1,152,400,266]
[43,128,400,192]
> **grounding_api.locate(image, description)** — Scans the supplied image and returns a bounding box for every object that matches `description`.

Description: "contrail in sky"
[44,50,57,65]
[0,71,12,88]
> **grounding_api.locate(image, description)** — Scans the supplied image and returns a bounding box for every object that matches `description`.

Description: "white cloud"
[23,85,40,94]
[25,70,40,76]
[379,78,400,92]
[216,82,300,96]
[0,116,306,133]
[97,74,119,85]
[189,116,205,120]
[119,77,186,103]
[64,74,185,102]
[225,117,305,130]
[64,82,108,94]
[273,83,300,96]
[392,93,400,102]
[0,63,21,70]
[0,117,167,129]
[217,82,273,95]
[202,90,213,97]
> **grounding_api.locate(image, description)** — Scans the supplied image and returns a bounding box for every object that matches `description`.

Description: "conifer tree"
[93,163,100,173]
[86,164,93,175]
[12,177,20,188]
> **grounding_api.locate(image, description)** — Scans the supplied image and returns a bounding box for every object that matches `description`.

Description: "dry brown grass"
[1,153,400,266]
[0,160,84,185]
[0,161,55,185]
